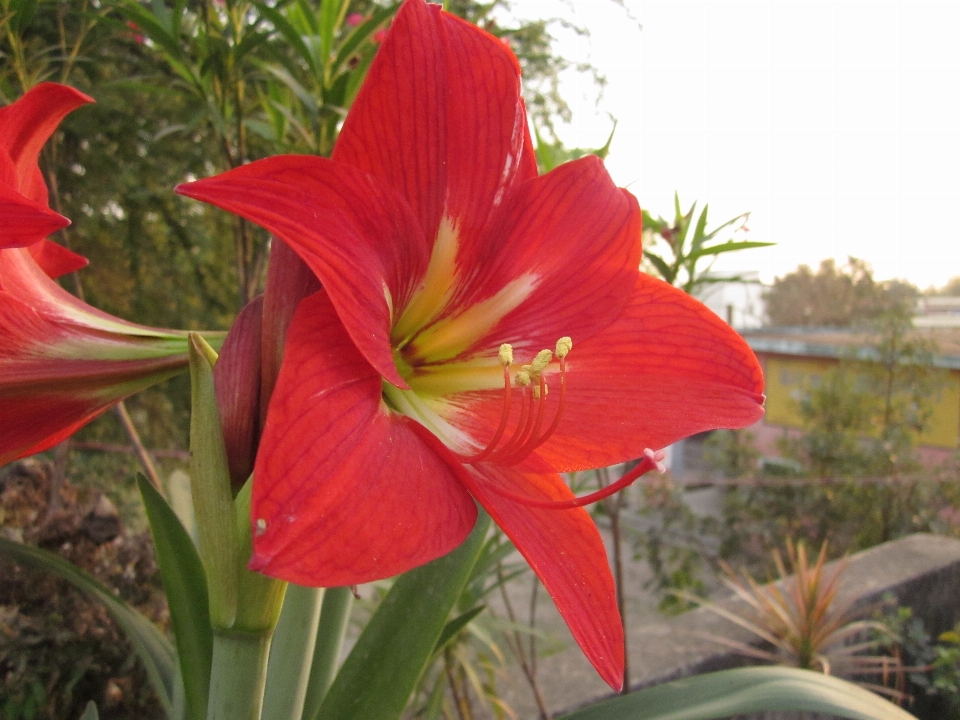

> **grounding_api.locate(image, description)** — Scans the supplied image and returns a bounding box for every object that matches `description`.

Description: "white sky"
[504,0,960,290]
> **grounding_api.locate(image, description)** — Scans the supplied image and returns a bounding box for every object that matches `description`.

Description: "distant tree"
[780,306,944,545]
[765,257,919,327]
[926,276,960,297]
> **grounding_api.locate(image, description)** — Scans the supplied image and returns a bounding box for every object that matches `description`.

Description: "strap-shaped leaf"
[0,537,176,715]
[139,474,212,720]
[301,586,354,720]
[319,0,349,64]
[685,240,776,263]
[558,666,918,720]
[79,701,100,720]
[432,605,486,659]
[332,2,402,73]
[313,514,491,720]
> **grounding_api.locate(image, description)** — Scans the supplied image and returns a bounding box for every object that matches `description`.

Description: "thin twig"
[598,466,630,692]
[446,649,471,720]
[70,441,190,461]
[113,402,164,496]
[496,564,551,720]
[528,576,539,680]
[41,439,71,523]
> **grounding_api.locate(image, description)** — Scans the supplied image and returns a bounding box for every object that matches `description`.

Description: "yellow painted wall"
[763,355,960,449]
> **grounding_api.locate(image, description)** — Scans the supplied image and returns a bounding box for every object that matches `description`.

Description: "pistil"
[479,448,668,510]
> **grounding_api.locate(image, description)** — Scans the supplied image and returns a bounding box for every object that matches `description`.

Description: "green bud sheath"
[189,332,240,629]
[233,479,286,633]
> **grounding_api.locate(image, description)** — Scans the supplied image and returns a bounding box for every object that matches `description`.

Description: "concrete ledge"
[522,534,960,719]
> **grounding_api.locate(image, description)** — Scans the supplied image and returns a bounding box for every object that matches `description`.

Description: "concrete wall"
[527,534,960,720]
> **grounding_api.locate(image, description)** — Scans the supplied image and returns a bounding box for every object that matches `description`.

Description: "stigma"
[459,337,571,466]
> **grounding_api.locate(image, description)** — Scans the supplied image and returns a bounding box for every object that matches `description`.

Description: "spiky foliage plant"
[685,540,904,699]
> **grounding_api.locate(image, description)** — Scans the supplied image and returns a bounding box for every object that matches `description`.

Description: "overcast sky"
[504,0,960,290]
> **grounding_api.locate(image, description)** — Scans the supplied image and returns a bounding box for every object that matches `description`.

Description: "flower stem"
[207,628,272,720]
[262,585,325,720]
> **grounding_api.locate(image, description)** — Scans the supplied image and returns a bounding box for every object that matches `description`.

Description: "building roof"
[742,326,960,370]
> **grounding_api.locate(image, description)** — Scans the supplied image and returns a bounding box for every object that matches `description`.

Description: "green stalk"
[301,586,354,720]
[208,628,273,720]
[262,585,325,720]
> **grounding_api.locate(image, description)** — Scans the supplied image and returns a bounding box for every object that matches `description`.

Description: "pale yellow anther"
[516,369,531,387]
[555,336,572,358]
[530,349,553,375]
[498,343,514,366]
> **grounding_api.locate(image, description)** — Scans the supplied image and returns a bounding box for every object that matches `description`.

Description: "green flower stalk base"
[208,628,273,720]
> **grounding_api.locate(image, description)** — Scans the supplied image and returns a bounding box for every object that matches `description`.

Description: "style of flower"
[177,0,764,690]
[0,83,92,278]
[0,84,193,466]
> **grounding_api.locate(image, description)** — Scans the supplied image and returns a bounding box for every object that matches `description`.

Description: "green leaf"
[319,0,348,65]
[253,1,318,75]
[700,211,749,243]
[79,700,100,720]
[139,475,212,720]
[260,63,319,114]
[292,0,321,36]
[332,2,402,74]
[644,252,673,283]
[690,204,710,253]
[558,666,919,720]
[235,30,271,66]
[302,586,354,720]
[149,0,173,33]
[594,120,617,161]
[314,514,492,720]
[117,2,189,69]
[9,0,38,33]
[433,605,486,658]
[685,240,776,263]
[534,125,559,173]
[0,537,176,715]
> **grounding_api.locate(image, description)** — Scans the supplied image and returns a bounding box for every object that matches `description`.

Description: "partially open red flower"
[0,84,194,466]
[177,0,764,690]
[0,83,92,278]
[0,246,193,466]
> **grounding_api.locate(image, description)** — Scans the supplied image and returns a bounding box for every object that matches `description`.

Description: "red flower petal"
[0,186,70,249]
[0,288,189,465]
[0,83,93,205]
[419,156,642,362]
[177,156,428,389]
[542,274,765,469]
[27,238,88,278]
[461,461,624,691]
[449,273,764,471]
[250,290,478,586]
[0,393,112,464]
[259,239,320,415]
[333,0,536,249]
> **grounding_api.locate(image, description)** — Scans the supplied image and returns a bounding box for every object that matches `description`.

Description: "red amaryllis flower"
[0,246,193,466]
[0,84,194,466]
[177,0,764,690]
[0,83,92,278]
